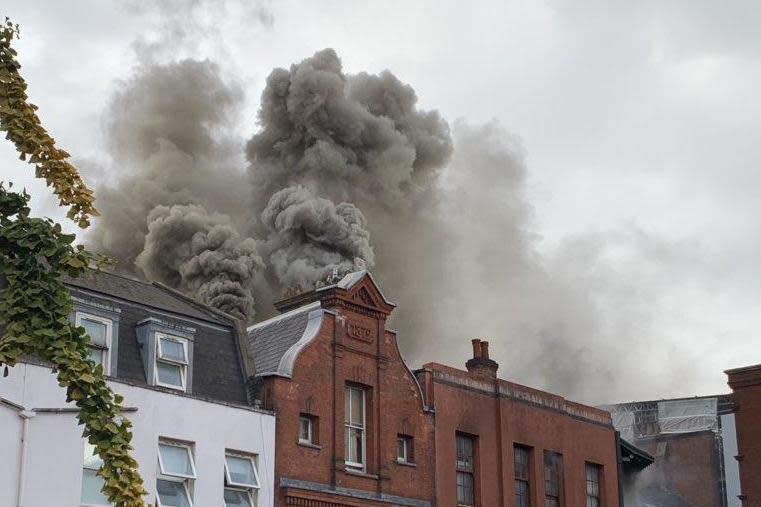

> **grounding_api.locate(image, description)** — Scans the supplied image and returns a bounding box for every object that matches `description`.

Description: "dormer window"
[136,318,195,393]
[76,313,113,374]
[155,334,189,391]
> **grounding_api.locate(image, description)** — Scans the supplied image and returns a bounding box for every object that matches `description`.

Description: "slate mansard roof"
[248,302,326,378]
[65,270,228,325]
[65,270,249,405]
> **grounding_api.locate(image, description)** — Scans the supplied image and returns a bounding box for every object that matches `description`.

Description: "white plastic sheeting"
[610,410,635,441]
[657,398,718,434]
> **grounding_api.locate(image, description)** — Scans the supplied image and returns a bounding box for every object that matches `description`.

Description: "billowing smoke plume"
[261,186,374,288]
[88,58,264,319]
[136,204,263,319]
[86,0,275,321]
[247,48,452,217]
[245,48,451,293]
[89,32,696,402]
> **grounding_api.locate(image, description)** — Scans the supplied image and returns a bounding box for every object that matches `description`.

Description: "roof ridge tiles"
[151,281,238,323]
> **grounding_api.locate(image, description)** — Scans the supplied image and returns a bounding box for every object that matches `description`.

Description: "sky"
[2,0,760,404]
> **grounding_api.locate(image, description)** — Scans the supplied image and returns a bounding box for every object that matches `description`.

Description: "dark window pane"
[457,471,474,505]
[544,452,562,502]
[515,479,530,507]
[456,435,474,471]
[156,479,191,507]
[224,488,252,507]
[514,446,530,480]
[585,463,601,507]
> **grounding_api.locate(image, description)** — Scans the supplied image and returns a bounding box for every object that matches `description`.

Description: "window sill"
[396,459,417,468]
[298,441,322,450]
[344,468,379,480]
[154,381,187,392]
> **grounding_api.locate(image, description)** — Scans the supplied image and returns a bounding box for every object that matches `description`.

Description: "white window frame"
[156,440,196,507]
[76,312,113,375]
[224,452,260,489]
[154,334,189,391]
[299,416,314,444]
[81,441,108,507]
[158,441,197,479]
[223,487,254,507]
[344,385,367,471]
[224,451,259,507]
[397,435,413,463]
[156,478,194,507]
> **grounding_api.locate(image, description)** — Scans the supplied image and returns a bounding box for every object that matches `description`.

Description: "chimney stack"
[465,339,499,378]
[471,339,483,358]
[481,341,490,359]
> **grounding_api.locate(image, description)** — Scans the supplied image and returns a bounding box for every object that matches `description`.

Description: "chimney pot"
[471,339,482,358]
[481,341,490,359]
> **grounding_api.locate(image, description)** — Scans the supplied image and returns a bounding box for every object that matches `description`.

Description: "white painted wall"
[721,413,742,507]
[0,362,275,507]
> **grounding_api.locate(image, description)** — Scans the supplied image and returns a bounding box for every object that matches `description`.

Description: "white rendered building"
[0,271,275,507]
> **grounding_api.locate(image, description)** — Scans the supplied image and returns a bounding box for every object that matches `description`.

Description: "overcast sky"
[3,0,760,403]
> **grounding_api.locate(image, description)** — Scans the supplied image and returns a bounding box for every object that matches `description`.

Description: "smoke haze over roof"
[4,0,761,404]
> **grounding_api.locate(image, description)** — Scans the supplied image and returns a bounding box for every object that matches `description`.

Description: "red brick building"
[248,272,621,507]
[726,363,761,507]
[249,272,435,507]
[416,339,621,507]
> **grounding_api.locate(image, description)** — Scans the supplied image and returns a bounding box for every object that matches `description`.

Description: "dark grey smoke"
[247,48,453,218]
[88,36,695,402]
[136,204,263,319]
[261,185,374,288]
[87,0,274,321]
[88,58,263,319]
[90,58,249,262]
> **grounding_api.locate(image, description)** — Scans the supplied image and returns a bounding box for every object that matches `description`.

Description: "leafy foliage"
[0,18,98,228]
[0,186,147,505]
[0,18,148,507]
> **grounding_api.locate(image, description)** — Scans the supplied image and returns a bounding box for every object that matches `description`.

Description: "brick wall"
[418,353,620,507]
[727,364,761,507]
[261,275,435,507]
[257,274,621,507]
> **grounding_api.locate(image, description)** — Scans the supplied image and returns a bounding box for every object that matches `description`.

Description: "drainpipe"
[17,409,35,507]
[615,430,624,507]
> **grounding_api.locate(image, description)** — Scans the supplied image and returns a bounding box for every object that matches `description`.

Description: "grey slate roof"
[64,270,227,325]
[63,270,249,404]
[248,301,322,377]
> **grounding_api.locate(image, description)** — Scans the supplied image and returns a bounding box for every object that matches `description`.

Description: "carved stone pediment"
[343,275,394,316]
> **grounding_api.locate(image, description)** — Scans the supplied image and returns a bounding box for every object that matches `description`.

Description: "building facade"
[603,394,741,507]
[249,271,435,507]
[2,268,630,507]
[0,271,276,507]
[249,271,623,507]
[416,339,622,507]
[726,363,761,507]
